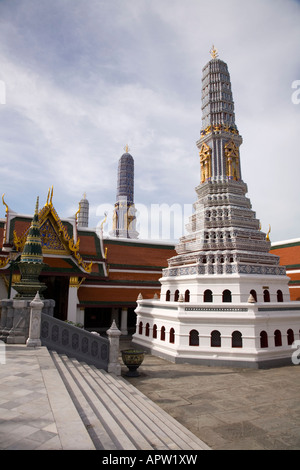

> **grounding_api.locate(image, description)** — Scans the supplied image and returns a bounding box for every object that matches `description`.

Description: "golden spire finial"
[75,202,81,221]
[210,45,218,59]
[266,224,271,242]
[2,193,8,214]
[46,186,54,206]
[100,211,108,231]
[124,144,130,153]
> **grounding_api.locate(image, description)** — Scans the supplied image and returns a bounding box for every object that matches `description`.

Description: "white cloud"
[0,0,299,242]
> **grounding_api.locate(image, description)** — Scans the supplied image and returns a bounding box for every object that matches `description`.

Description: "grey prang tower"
[111,146,138,239]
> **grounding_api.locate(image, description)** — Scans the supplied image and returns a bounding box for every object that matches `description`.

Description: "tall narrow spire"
[21,197,43,264]
[13,197,47,299]
[197,53,242,183]
[110,147,138,239]
[173,52,280,272]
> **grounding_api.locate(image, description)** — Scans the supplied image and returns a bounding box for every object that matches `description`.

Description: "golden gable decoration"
[13,188,93,274]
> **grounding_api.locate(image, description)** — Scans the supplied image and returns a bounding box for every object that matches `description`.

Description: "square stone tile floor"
[121,340,300,450]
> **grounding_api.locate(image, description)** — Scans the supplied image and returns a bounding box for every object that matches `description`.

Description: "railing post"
[106,320,121,376]
[26,292,44,348]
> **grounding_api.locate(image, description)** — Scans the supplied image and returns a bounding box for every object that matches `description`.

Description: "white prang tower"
[133,47,300,368]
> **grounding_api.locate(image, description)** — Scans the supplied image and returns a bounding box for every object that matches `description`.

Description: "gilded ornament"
[69,276,85,288]
[100,212,108,231]
[75,203,81,222]
[199,142,212,183]
[225,140,240,180]
[12,188,93,273]
[2,193,8,214]
[0,257,9,268]
[210,45,218,59]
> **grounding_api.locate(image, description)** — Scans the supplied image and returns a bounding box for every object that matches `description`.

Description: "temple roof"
[0,190,107,277]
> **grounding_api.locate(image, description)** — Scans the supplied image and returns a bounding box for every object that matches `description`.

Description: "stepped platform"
[0,343,210,450]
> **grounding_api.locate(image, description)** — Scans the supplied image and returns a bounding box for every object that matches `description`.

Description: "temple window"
[211,330,221,347]
[189,330,199,346]
[287,329,294,345]
[166,290,171,302]
[204,289,213,302]
[260,331,268,348]
[169,328,175,344]
[232,330,242,348]
[185,290,190,302]
[145,323,150,337]
[222,289,232,303]
[153,324,157,339]
[263,290,270,302]
[277,290,283,302]
[161,326,166,341]
[138,321,143,335]
[274,330,282,347]
[250,290,257,302]
[174,290,179,302]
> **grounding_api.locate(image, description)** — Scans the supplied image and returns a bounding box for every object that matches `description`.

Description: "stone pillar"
[106,320,121,376]
[67,277,80,324]
[0,296,55,344]
[120,307,128,335]
[0,299,13,342]
[26,292,44,348]
[6,299,30,344]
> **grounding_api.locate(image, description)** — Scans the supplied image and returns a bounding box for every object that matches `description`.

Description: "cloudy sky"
[0,0,299,243]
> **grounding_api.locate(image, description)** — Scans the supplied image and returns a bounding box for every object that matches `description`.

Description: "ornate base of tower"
[132,293,300,368]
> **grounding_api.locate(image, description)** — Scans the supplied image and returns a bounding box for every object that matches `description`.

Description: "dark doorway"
[42,276,69,320]
[85,307,112,332]
[127,307,137,331]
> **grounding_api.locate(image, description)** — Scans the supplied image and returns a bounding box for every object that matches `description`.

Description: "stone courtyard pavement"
[1,339,300,450]
[122,340,300,450]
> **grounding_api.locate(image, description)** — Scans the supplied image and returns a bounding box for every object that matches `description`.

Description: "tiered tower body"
[13,197,47,299]
[133,51,300,368]
[110,148,138,239]
[164,56,285,300]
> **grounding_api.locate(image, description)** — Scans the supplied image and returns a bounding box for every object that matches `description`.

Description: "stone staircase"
[49,351,210,451]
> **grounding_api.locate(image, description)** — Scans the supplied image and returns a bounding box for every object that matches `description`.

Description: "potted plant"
[121,349,145,377]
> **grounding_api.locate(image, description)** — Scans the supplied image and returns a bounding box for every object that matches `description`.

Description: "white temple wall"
[133,299,300,367]
[160,273,291,304]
